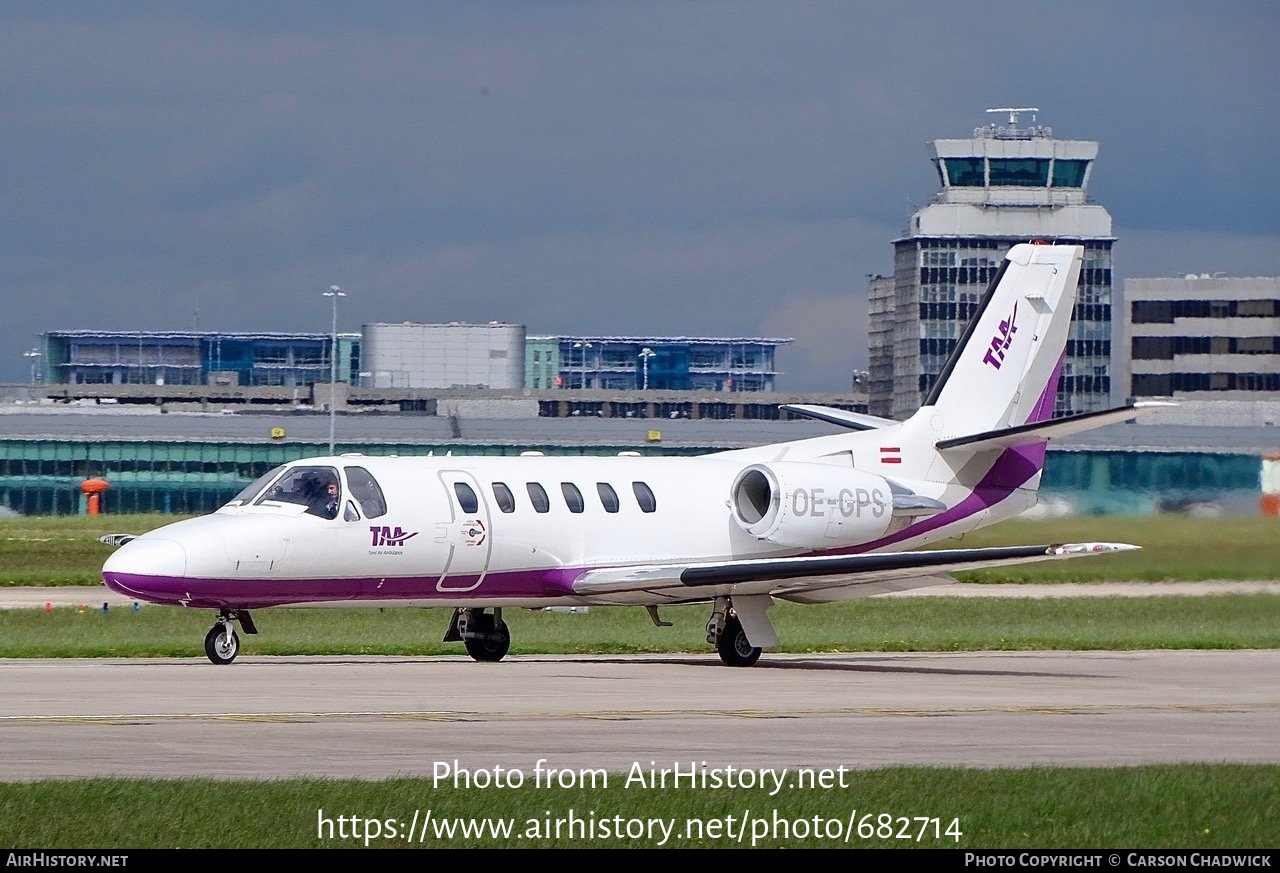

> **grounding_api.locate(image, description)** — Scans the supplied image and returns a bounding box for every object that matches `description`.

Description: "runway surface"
[2,650,1277,781]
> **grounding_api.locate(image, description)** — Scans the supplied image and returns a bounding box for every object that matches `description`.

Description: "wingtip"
[1049,542,1141,556]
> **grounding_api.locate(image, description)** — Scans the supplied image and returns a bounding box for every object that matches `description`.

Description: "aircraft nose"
[103,537,188,581]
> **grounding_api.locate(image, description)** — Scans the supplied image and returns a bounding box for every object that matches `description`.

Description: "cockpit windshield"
[253,465,342,519]
[225,465,286,507]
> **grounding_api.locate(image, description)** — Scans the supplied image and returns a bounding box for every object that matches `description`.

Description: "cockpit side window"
[344,466,388,519]
[226,465,286,507]
[256,466,341,519]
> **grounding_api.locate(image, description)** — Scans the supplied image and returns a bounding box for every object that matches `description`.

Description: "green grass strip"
[2,594,1278,658]
[1,765,1275,848]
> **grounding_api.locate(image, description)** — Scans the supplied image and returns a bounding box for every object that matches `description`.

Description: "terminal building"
[36,329,790,396]
[868,109,1115,420]
[28,328,823,420]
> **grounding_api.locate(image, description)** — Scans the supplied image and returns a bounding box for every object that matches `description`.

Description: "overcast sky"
[2,1,1277,390]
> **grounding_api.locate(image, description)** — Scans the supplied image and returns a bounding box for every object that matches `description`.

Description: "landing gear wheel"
[716,614,761,667]
[204,623,240,665]
[463,613,511,662]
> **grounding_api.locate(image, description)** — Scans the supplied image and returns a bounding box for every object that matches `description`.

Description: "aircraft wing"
[780,404,898,431]
[571,542,1137,602]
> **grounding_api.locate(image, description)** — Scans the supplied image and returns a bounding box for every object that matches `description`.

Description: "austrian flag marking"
[880,446,902,464]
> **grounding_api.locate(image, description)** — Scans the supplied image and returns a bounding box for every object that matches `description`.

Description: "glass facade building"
[41,331,361,389]
[525,336,792,392]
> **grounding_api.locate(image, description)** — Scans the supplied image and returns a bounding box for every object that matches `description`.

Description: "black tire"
[204,624,240,665]
[715,614,761,667]
[464,618,511,662]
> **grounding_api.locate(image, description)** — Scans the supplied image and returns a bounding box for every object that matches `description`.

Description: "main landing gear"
[706,597,764,667]
[203,609,257,665]
[444,607,511,662]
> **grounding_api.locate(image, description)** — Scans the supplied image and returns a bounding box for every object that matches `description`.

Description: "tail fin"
[917,243,1083,436]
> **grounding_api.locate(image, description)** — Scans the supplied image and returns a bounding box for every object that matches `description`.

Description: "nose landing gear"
[203,609,257,665]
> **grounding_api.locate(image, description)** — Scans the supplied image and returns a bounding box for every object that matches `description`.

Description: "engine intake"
[729,462,896,549]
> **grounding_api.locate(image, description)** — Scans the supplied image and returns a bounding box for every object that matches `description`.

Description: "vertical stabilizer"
[918,243,1082,438]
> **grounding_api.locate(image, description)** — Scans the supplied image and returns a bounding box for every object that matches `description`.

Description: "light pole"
[23,349,41,385]
[322,285,346,454]
[573,341,593,389]
[639,347,656,390]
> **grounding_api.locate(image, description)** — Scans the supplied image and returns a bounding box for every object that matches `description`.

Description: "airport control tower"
[868,109,1115,419]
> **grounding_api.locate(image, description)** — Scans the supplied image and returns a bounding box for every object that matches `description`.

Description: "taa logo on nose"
[983,302,1019,370]
[370,525,418,547]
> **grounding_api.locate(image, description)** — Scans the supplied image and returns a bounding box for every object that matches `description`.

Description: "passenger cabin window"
[492,482,517,513]
[596,483,620,513]
[561,482,585,513]
[255,465,341,519]
[453,482,479,514]
[344,466,387,519]
[527,482,550,513]
[632,481,657,513]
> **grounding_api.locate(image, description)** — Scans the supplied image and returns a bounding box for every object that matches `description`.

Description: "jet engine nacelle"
[729,462,894,549]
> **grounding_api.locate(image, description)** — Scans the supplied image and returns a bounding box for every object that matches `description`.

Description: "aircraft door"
[435,470,492,592]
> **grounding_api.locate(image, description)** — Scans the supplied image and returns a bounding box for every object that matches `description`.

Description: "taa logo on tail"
[983,302,1019,370]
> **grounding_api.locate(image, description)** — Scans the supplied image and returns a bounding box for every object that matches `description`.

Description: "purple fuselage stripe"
[104,563,584,609]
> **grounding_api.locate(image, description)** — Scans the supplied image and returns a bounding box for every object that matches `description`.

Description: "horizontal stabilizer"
[781,404,897,431]
[572,542,1138,601]
[936,402,1175,453]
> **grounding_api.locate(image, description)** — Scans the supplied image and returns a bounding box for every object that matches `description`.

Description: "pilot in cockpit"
[305,474,340,520]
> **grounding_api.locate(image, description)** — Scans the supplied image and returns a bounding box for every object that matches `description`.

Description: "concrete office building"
[361,322,526,389]
[1121,275,1280,424]
[869,109,1115,420]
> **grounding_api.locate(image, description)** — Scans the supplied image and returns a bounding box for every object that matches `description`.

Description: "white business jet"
[102,243,1156,666]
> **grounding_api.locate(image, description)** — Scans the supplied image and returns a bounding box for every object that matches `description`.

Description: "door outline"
[435,470,492,592]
